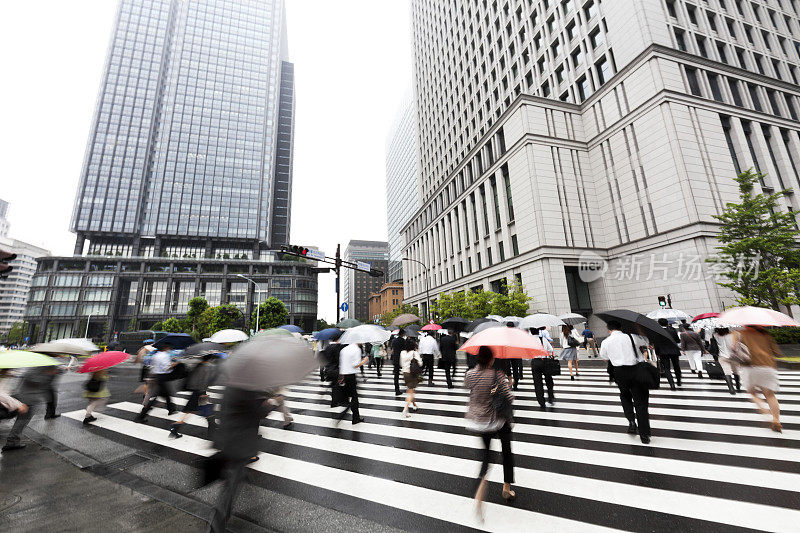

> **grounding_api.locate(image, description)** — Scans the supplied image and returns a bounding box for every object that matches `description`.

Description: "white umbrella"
[502,316,523,325]
[472,321,504,334]
[646,309,690,324]
[209,329,249,343]
[55,338,100,352]
[518,313,565,329]
[558,313,586,326]
[338,324,392,345]
[485,315,504,322]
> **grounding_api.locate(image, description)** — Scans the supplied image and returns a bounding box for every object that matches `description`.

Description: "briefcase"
[543,357,561,376]
[704,361,725,380]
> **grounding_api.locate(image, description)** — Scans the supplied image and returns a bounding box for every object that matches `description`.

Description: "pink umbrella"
[421,321,442,331]
[459,327,549,359]
[692,312,719,322]
[78,351,130,373]
[717,306,800,327]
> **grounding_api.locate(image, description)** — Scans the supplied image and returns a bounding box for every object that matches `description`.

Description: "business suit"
[391,336,405,395]
[656,326,682,389]
[439,334,457,388]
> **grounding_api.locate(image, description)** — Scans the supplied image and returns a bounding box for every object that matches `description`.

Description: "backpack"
[322,344,345,381]
[85,379,101,393]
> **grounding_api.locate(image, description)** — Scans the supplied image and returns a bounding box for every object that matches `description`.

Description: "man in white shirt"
[418,333,440,386]
[337,343,368,424]
[599,320,652,444]
[135,343,177,423]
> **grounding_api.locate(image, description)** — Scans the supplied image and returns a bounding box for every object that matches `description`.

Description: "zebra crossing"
[62,366,800,532]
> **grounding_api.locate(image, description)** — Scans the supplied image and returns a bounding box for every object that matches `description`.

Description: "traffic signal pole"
[335,244,341,323]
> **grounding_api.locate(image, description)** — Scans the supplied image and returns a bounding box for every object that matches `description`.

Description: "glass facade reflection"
[71,0,293,251]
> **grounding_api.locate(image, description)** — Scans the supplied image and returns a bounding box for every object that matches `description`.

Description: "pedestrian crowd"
[0,309,789,530]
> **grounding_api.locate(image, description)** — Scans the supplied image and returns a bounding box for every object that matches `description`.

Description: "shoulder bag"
[465,370,510,434]
[627,334,660,390]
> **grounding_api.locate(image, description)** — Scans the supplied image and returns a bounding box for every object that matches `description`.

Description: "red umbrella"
[421,321,442,331]
[717,306,800,327]
[692,312,719,322]
[459,327,548,359]
[78,351,130,373]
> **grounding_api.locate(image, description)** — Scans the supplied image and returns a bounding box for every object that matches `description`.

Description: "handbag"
[627,334,660,390]
[729,340,751,365]
[567,336,580,348]
[543,357,561,376]
[437,357,448,370]
[490,370,513,420]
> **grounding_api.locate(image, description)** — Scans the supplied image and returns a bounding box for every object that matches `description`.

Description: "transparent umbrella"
[518,313,565,330]
[224,335,317,391]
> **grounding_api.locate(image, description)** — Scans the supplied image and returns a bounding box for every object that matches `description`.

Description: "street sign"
[340,302,349,312]
[356,261,371,272]
[24,336,29,343]
[306,249,325,261]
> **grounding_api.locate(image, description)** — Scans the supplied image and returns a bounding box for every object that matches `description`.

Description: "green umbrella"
[336,318,361,329]
[0,350,59,369]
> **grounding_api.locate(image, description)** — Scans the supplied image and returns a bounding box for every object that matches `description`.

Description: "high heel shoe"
[502,488,516,502]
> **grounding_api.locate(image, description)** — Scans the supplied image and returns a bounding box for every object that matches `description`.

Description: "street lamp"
[85,313,92,338]
[402,257,431,322]
[236,274,262,332]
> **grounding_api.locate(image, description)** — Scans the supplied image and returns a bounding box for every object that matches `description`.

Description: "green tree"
[466,289,494,319]
[159,317,187,333]
[2,322,25,345]
[316,318,334,331]
[491,281,532,317]
[127,317,138,331]
[187,297,209,330]
[251,297,289,330]
[196,304,242,339]
[431,291,471,321]
[711,169,800,309]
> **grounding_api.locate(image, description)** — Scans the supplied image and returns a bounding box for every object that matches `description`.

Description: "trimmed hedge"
[769,327,800,344]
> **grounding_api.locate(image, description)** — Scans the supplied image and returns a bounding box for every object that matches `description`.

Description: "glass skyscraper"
[24,0,318,341]
[71,0,293,256]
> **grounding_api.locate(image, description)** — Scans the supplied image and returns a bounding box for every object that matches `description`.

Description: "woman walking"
[400,338,423,418]
[735,326,783,432]
[372,342,385,378]
[680,324,707,377]
[559,325,583,380]
[464,346,515,518]
[171,354,218,438]
[712,327,740,394]
[83,370,111,425]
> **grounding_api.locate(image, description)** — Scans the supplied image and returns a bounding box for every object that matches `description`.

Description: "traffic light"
[658,296,667,308]
[0,250,16,279]
[281,245,309,257]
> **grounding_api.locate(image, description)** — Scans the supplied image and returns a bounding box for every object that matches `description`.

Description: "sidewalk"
[0,439,206,532]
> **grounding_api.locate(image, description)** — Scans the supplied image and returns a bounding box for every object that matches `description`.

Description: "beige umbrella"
[30,342,91,357]
[390,314,420,327]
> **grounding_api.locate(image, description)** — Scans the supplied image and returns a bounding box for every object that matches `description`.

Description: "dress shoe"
[83,415,97,425]
[538,402,546,410]
[352,417,365,425]
[1,443,26,452]
[640,435,651,444]
[44,414,60,420]
[627,422,638,434]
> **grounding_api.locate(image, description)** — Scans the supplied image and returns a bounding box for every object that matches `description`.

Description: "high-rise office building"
[386,92,421,283]
[0,236,50,335]
[0,199,9,238]
[342,240,389,321]
[25,0,317,341]
[402,0,800,321]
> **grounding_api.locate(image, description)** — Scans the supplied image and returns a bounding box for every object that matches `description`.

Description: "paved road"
[5,363,800,531]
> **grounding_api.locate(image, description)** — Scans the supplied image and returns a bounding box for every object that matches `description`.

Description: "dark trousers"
[613,365,651,437]
[374,357,383,377]
[140,375,174,416]
[44,386,57,417]
[658,353,682,388]
[421,354,435,384]
[477,422,514,485]
[509,359,523,389]
[207,458,248,533]
[5,403,34,446]
[338,374,360,422]
[393,362,401,395]
[443,361,454,388]
[530,358,554,406]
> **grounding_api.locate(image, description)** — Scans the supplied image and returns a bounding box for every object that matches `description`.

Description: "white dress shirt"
[400,350,423,373]
[149,350,175,375]
[339,344,363,375]
[418,335,440,356]
[599,330,648,367]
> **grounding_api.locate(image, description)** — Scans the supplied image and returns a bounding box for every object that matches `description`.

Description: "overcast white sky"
[0,0,412,324]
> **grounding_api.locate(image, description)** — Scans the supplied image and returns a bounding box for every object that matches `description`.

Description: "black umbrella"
[183,342,226,357]
[441,317,470,331]
[153,333,196,350]
[404,324,421,338]
[594,309,676,346]
[466,318,493,332]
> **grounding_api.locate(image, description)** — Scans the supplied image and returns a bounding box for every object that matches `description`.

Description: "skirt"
[559,347,578,361]
[183,390,204,412]
[403,372,421,390]
[741,366,779,392]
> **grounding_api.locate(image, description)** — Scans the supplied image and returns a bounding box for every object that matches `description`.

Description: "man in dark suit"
[439,329,458,389]
[656,318,682,390]
[391,329,406,396]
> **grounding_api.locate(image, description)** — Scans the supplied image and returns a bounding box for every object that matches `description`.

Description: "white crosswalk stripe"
[63,366,800,532]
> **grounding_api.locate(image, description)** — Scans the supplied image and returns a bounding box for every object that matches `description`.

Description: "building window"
[596,56,611,85]
[720,115,741,174]
[685,67,702,96]
[487,248,493,266]
[748,84,763,112]
[762,125,787,189]
[729,79,743,106]
[499,241,506,262]
[490,177,502,228]
[708,74,724,102]
[511,234,520,256]
[480,185,490,236]
[780,130,800,185]
[502,165,514,221]
[674,29,687,51]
